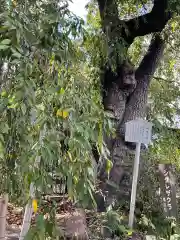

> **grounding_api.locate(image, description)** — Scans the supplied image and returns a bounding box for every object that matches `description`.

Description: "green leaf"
[0,123,9,134]
[59,87,65,95]
[11,48,22,58]
[0,45,10,50]
[88,186,96,207]
[0,141,5,159]
[106,159,113,174]
[7,103,19,109]
[36,104,45,111]
[21,103,27,115]
[67,175,73,199]
[45,221,54,237]
[0,39,11,45]
[118,224,127,233]
[36,214,45,230]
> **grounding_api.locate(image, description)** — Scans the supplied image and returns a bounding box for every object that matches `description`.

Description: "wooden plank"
[0,194,8,240]
[158,164,177,218]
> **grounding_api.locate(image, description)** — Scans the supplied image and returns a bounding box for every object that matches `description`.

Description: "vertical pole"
[19,184,34,240]
[0,194,8,240]
[128,142,141,229]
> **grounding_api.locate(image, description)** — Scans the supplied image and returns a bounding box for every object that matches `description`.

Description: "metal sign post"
[125,119,152,229]
[128,142,141,228]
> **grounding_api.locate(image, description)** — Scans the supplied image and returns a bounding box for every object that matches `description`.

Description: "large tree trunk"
[95,0,171,209]
[96,35,165,210]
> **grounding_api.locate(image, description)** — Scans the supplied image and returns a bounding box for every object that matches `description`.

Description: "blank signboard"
[125,119,152,144]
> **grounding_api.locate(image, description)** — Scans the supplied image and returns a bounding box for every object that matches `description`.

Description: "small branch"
[153,76,174,83]
[153,76,180,86]
[59,3,68,11]
[153,76,168,81]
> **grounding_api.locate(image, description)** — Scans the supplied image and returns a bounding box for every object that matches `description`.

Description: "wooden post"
[158,164,177,219]
[19,184,34,240]
[0,194,8,240]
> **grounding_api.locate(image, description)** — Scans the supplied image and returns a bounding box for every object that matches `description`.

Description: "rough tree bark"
[96,0,172,209]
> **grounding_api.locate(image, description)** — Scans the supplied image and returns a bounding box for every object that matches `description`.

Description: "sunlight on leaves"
[56,109,69,118]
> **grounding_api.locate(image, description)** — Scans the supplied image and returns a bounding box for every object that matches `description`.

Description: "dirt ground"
[6,197,88,240]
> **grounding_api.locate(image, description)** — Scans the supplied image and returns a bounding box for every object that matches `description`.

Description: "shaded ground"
[6,204,21,240]
[6,227,20,240]
[6,197,87,239]
[6,199,144,239]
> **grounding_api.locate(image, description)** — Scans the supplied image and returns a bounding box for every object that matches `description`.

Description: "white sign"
[125,119,152,144]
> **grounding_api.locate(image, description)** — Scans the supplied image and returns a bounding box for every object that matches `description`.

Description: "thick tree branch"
[135,34,165,83]
[97,0,171,45]
[97,0,119,28]
[123,0,171,44]
[117,34,165,135]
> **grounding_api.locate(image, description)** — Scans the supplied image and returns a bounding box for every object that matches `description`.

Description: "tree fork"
[97,0,171,45]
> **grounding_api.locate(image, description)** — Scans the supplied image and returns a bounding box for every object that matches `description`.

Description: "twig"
[153,76,180,86]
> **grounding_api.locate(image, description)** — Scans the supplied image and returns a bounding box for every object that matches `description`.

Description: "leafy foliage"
[0,0,112,208]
